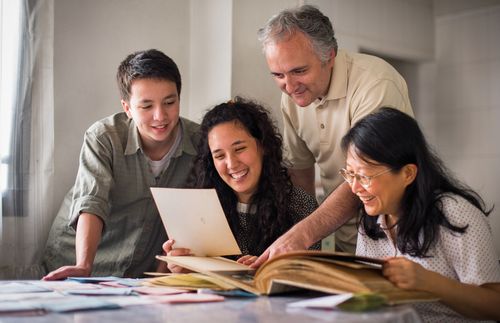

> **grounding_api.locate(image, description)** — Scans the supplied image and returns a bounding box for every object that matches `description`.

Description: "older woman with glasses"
[340,107,500,322]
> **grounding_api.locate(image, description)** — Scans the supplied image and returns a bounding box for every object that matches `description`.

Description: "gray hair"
[257,5,338,63]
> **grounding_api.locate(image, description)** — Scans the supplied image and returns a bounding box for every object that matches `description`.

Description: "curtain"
[0,0,54,279]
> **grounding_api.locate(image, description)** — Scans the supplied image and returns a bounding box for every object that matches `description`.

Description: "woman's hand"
[237,255,258,266]
[382,257,431,291]
[161,239,193,273]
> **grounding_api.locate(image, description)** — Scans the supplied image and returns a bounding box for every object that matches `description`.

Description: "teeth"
[230,169,248,179]
[153,125,167,129]
[358,195,375,202]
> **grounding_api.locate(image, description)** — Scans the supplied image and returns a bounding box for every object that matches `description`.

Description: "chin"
[294,98,313,107]
[363,207,379,216]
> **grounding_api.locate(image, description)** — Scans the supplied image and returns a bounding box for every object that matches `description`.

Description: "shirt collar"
[125,118,142,156]
[175,117,197,157]
[324,49,348,101]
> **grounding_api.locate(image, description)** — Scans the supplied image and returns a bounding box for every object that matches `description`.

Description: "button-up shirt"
[43,112,200,277]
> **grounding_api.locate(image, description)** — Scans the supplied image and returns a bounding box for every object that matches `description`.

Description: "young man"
[43,49,200,279]
[253,5,413,266]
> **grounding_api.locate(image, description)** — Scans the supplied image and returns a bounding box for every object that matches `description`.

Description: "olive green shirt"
[43,112,200,277]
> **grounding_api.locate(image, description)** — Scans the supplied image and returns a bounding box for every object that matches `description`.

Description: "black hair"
[116,49,181,101]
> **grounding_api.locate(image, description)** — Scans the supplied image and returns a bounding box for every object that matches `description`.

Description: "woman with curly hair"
[340,107,500,321]
[163,97,319,270]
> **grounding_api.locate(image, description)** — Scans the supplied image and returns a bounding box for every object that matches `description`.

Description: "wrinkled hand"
[237,255,258,266]
[251,230,309,269]
[382,257,431,291]
[42,265,91,281]
[161,239,193,273]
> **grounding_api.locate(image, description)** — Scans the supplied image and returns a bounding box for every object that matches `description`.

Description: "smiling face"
[121,78,180,159]
[208,121,264,204]
[264,31,334,107]
[346,146,416,220]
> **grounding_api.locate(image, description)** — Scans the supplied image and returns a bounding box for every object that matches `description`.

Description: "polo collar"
[324,49,348,101]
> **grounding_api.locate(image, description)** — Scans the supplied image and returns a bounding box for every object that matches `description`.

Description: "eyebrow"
[270,65,308,76]
[138,94,178,104]
[211,140,246,154]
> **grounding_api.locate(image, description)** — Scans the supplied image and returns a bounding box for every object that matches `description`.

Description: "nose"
[282,75,297,94]
[226,153,239,170]
[153,105,166,121]
[350,177,364,194]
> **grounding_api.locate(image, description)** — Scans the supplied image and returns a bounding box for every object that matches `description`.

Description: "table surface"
[0,291,422,323]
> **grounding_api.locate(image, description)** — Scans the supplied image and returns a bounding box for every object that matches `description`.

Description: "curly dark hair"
[341,107,492,257]
[190,97,293,255]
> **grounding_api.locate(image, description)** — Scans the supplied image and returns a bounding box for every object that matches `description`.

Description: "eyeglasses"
[339,168,392,188]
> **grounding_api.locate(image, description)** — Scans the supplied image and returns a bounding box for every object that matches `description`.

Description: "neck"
[144,125,178,161]
[385,214,398,227]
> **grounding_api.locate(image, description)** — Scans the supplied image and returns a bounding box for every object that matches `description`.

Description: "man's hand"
[251,182,359,268]
[42,265,91,281]
[43,212,102,281]
[237,255,258,266]
[251,229,309,268]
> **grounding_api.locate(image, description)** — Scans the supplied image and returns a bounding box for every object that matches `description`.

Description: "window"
[1,0,29,217]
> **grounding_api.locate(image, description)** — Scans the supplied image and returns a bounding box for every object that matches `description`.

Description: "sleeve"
[69,129,115,230]
[439,196,500,285]
[281,96,315,169]
[350,79,414,126]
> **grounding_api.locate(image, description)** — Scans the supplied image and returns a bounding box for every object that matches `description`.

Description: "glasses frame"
[339,168,392,188]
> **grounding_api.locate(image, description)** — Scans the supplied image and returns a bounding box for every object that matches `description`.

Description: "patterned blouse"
[356,194,500,323]
[234,186,320,256]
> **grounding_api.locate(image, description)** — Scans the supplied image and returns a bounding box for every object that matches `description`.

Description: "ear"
[121,99,132,118]
[326,49,336,68]
[402,164,418,187]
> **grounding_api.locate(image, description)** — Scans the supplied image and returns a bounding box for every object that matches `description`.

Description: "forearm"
[75,212,103,271]
[289,182,358,247]
[423,272,500,320]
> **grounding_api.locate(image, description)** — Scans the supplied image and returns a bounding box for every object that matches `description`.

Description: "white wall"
[188,0,233,123]
[433,4,500,254]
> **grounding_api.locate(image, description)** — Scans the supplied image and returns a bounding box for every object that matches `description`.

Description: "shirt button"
[320,123,325,129]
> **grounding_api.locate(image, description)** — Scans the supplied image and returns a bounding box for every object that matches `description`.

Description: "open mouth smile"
[230,169,248,180]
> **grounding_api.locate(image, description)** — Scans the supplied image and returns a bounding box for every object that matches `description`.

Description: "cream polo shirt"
[281,49,414,252]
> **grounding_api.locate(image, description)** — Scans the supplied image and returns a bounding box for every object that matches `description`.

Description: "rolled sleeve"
[69,129,114,229]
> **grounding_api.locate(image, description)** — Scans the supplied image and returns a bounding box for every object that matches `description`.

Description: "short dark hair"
[191,97,293,255]
[258,4,338,62]
[116,49,181,101]
[341,107,492,257]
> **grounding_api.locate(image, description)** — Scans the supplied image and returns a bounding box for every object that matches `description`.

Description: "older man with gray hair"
[253,5,413,266]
